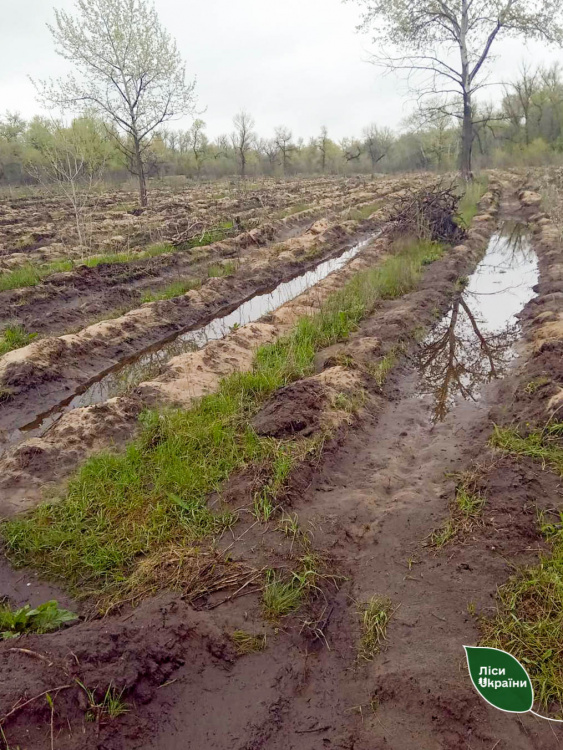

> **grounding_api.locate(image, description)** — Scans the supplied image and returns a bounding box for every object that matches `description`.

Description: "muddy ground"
[1,175,563,749]
[0,174,430,455]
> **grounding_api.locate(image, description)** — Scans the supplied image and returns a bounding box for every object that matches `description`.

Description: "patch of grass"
[252,443,302,523]
[141,278,201,303]
[429,477,485,549]
[275,203,311,219]
[366,351,398,388]
[231,630,267,654]
[525,377,551,395]
[357,595,393,660]
[348,202,381,221]
[0,600,78,639]
[142,242,176,258]
[182,221,235,250]
[0,264,45,291]
[456,176,489,228]
[0,325,38,355]
[481,423,563,711]
[262,555,323,621]
[332,389,366,415]
[491,423,563,476]
[109,202,136,213]
[207,260,237,278]
[2,235,447,602]
[0,242,184,292]
[77,681,129,722]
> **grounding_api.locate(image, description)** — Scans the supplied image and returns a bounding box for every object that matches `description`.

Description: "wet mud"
[3,176,563,750]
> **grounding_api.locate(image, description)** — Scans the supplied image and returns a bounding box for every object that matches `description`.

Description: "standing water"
[418,221,539,421]
[11,235,377,446]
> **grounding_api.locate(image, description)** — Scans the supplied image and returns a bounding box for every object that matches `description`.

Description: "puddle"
[9,235,376,446]
[418,221,539,421]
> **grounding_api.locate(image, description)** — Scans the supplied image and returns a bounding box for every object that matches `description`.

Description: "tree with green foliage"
[27,117,111,247]
[38,0,197,206]
[350,0,563,179]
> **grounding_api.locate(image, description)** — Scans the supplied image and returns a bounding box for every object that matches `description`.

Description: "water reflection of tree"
[419,295,517,422]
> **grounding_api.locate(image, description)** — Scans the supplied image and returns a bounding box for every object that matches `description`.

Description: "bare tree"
[189,119,208,177]
[362,124,393,171]
[341,137,363,162]
[503,64,540,146]
[231,111,256,178]
[351,0,563,179]
[259,138,279,173]
[317,126,330,172]
[274,126,295,175]
[38,0,197,206]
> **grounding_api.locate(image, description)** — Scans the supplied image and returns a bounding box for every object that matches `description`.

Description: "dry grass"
[97,544,257,615]
[357,596,393,660]
[429,473,485,549]
[231,630,267,654]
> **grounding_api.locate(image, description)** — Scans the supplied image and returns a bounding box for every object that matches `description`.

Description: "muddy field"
[1,173,563,750]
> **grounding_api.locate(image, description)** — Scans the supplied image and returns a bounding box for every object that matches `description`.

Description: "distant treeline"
[2,63,563,186]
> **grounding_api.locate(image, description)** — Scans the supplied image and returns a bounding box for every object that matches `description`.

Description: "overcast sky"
[1,0,560,141]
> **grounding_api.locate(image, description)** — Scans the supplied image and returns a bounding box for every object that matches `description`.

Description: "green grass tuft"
[141,278,201,303]
[262,555,323,620]
[357,596,393,660]
[348,202,381,221]
[0,325,38,355]
[207,261,237,278]
[482,421,563,712]
[429,478,485,549]
[1,236,446,602]
[456,176,489,228]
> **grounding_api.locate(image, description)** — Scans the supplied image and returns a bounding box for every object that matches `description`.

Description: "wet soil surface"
[123,193,563,750]
[0,177,396,338]
[2,183,563,749]
[0,227,376,445]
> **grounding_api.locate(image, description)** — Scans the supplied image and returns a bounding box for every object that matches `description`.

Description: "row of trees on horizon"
[2,0,563,206]
[2,61,563,193]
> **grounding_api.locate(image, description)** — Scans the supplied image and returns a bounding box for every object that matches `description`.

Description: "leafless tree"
[274,126,295,175]
[351,0,563,179]
[362,124,393,171]
[317,126,330,173]
[231,111,256,178]
[190,119,208,177]
[503,63,540,146]
[341,137,363,162]
[259,138,279,172]
[38,0,197,206]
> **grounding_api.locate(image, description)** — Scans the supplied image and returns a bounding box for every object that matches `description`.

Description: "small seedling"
[0,600,78,639]
[77,681,129,723]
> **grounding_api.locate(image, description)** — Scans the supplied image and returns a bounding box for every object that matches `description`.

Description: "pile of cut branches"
[387,185,466,244]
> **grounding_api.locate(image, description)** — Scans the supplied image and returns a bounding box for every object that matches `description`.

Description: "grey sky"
[1,0,560,141]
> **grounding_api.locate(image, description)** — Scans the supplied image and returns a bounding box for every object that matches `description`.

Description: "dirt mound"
[252,380,328,438]
[0,594,234,750]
